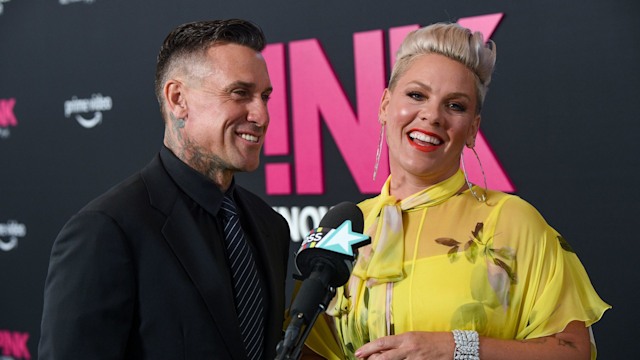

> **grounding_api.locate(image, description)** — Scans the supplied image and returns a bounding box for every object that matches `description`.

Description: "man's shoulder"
[80,171,149,213]
[79,154,170,214]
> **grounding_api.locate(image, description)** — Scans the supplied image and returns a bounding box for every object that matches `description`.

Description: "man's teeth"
[240,133,259,143]
[409,131,441,145]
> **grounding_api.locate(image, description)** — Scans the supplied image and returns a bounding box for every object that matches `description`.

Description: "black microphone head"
[296,201,369,287]
[318,201,364,233]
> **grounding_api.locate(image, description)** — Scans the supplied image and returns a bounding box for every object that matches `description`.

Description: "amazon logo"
[64,94,113,129]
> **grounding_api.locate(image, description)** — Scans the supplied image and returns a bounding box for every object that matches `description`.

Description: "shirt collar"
[160,146,235,216]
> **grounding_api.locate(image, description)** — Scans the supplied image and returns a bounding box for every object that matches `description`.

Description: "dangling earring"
[373,122,385,181]
[460,146,487,203]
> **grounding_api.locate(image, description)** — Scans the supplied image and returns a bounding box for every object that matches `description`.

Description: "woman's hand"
[354,331,453,360]
[354,321,591,360]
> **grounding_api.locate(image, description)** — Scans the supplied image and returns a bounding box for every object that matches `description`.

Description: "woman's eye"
[407,91,425,100]
[448,102,466,112]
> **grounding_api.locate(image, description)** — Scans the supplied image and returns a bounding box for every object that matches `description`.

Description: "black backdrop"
[1,1,638,359]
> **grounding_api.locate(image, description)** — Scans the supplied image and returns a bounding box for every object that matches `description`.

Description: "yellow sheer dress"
[306,171,610,359]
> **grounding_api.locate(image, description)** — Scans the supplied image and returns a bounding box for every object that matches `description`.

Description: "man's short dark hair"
[154,19,266,114]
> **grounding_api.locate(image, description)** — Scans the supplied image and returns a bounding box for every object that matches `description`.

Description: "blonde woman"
[304,22,609,360]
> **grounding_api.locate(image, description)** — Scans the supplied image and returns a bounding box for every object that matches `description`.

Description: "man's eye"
[232,89,249,98]
[261,94,271,102]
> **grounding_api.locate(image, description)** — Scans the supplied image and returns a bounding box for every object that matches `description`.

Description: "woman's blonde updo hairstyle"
[388,23,497,112]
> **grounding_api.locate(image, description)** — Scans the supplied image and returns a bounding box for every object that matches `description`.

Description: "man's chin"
[236,160,260,173]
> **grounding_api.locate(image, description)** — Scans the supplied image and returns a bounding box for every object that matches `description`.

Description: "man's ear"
[164,79,188,119]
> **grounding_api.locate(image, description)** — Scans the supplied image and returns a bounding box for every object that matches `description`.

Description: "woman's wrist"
[452,330,480,360]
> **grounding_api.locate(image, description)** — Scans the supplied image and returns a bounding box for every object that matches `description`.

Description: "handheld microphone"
[276,202,370,360]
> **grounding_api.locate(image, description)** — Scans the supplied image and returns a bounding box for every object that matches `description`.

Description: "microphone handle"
[276,260,337,360]
[288,284,336,360]
[290,259,334,322]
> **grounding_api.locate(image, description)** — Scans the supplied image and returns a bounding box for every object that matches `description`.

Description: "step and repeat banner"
[1,0,637,358]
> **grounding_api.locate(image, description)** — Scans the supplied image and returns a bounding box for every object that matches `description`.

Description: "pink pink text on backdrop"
[263,13,514,195]
[0,330,31,360]
[0,98,17,127]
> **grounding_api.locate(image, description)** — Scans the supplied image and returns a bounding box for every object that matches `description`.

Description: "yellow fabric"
[306,174,611,359]
[352,170,466,287]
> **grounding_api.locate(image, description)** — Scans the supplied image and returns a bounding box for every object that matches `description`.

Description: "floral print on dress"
[557,235,575,253]
[436,222,517,329]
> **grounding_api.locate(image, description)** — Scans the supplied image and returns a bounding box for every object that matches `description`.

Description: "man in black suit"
[38,19,290,359]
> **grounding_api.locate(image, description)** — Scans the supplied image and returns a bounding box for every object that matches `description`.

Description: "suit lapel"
[142,156,247,360]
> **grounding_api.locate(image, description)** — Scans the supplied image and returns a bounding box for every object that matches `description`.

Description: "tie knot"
[221,195,238,217]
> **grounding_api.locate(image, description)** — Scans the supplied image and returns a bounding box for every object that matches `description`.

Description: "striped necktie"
[220,195,265,360]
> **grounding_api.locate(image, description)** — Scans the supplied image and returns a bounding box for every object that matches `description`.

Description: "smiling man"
[39,19,290,360]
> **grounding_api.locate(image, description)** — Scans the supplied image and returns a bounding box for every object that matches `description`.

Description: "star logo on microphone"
[319,220,370,257]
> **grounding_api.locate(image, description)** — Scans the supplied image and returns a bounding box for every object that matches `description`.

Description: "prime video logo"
[64,94,113,129]
[0,220,26,252]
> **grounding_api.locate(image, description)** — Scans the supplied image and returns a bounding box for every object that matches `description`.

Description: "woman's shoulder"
[484,190,552,232]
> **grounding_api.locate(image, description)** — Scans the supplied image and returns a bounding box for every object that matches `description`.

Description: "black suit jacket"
[38,153,290,359]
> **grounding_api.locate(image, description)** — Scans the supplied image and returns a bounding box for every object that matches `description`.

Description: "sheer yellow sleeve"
[493,196,610,359]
